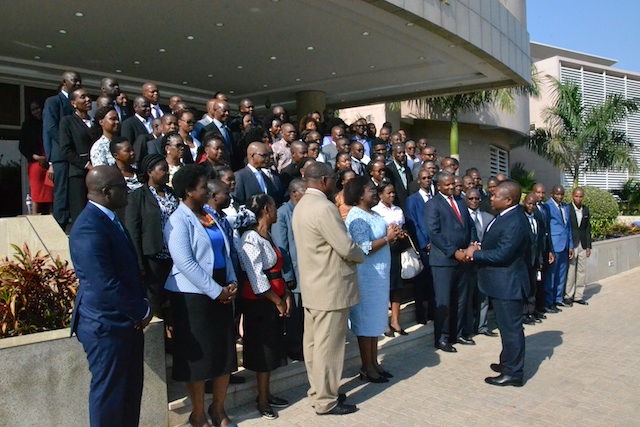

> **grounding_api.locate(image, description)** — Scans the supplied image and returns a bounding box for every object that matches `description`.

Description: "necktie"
[254,170,268,193]
[448,196,462,223]
[528,215,537,234]
[558,203,566,224]
[221,125,232,151]
[397,164,407,189]
[113,216,128,238]
[472,210,483,240]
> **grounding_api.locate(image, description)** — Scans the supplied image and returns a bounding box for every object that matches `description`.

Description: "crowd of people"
[38,70,592,427]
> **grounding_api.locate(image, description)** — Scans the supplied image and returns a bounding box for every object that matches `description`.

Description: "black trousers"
[414,253,435,321]
[284,292,304,358]
[431,266,466,345]
[68,174,87,225]
[491,298,525,378]
[52,161,70,228]
[524,267,538,316]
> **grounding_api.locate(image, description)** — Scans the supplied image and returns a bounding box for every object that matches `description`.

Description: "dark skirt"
[169,287,237,382]
[242,298,287,373]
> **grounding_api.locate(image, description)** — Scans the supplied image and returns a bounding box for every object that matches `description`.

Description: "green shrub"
[0,243,78,338]
[510,162,536,195]
[563,186,619,239]
[612,179,640,215]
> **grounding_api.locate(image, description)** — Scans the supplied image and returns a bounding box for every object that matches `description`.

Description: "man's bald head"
[142,82,159,104]
[86,166,128,210]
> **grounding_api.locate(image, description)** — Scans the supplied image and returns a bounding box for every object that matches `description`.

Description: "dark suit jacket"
[124,185,175,271]
[43,92,74,162]
[525,211,545,269]
[272,200,299,288]
[474,206,531,300]
[121,116,150,148]
[534,205,554,263]
[425,193,476,267]
[19,116,44,160]
[59,114,93,177]
[569,204,592,249]
[384,161,413,210]
[233,166,279,206]
[70,202,148,334]
[200,120,238,168]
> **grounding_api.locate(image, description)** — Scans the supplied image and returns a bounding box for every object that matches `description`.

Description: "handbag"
[400,235,424,279]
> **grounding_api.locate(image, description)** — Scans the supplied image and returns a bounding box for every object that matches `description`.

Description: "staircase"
[167,302,432,427]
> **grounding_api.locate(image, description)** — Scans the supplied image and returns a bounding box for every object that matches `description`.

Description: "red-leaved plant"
[0,243,78,338]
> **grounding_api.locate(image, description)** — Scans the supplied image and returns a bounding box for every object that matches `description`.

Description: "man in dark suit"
[466,181,530,387]
[198,99,236,168]
[120,96,152,153]
[384,143,413,210]
[544,185,574,311]
[566,187,591,305]
[532,183,554,318]
[233,142,280,206]
[70,166,152,426]
[405,169,435,323]
[522,193,546,325]
[424,171,476,352]
[146,114,178,156]
[59,88,94,225]
[142,82,167,120]
[463,188,497,337]
[43,70,82,228]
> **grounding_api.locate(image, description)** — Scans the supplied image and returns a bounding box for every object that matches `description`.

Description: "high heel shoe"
[389,325,408,335]
[383,329,395,338]
[376,368,394,378]
[359,369,389,383]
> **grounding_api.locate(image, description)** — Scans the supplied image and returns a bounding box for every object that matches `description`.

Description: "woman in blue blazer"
[164,165,239,427]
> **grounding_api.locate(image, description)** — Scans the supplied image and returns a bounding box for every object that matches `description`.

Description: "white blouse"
[372,201,405,228]
[239,230,278,296]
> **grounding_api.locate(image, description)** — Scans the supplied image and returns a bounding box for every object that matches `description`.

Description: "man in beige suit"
[292,162,365,416]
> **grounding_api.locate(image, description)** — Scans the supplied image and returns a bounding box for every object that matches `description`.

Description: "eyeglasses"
[181,120,195,125]
[252,152,270,158]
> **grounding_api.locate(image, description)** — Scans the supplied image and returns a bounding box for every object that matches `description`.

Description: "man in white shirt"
[142,82,164,119]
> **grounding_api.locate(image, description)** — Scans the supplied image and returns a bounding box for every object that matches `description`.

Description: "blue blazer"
[544,200,573,252]
[69,202,148,335]
[272,200,299,288]
[43,92,74,163]
[425,193,476,267]
[474,206,531,300]
[164,202,237,300]
[405,192,430,256]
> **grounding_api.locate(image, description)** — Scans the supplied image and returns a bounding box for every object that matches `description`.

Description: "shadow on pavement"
[524,330,563,380]
[584,283,602,301]
[341,339,440,405]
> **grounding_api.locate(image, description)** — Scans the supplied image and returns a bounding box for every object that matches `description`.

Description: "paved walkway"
[223,267,640,426]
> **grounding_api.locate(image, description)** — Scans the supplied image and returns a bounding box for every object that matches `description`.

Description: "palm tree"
[527,77,639,186]
[404,65,540,159]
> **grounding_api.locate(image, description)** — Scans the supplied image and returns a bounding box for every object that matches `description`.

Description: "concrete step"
[167,302,430,427]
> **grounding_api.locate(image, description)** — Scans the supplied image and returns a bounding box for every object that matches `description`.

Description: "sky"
[527,0,640,72]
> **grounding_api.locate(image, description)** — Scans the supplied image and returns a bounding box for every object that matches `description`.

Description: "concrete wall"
[0,320,167,427]
[0,215,71,265]
[587,235,640,283]
[510,145,564,190]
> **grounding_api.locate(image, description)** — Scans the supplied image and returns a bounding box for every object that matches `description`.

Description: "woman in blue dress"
[344,176,403,383]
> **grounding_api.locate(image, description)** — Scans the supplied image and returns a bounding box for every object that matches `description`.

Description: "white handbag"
[400,235,424,279]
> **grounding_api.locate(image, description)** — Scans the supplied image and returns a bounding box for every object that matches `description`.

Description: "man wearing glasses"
[349,118,374,159]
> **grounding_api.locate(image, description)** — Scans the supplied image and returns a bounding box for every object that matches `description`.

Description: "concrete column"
[296,90,325,121]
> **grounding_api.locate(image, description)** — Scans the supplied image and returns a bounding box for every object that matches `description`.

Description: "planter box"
[587,235,640,283]
[0,319,167,427]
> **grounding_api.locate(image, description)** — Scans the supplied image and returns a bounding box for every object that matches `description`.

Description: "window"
[490,145,508,176]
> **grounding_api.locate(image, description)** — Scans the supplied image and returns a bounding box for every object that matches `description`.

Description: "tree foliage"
[527,77,639,186]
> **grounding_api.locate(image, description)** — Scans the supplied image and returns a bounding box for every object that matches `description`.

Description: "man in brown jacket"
[292,162,365,416]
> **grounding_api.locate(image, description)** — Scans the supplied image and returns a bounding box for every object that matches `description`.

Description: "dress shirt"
[486,204,519,233]
[557,202,567,224]
[572,203,583,226]
[393,160,408,189]
[419,188,432,203]
[372,201,405,227]
[526,212,537,234]
[135,113,153,133]
[469,208,483,231]
[150,103,164,119]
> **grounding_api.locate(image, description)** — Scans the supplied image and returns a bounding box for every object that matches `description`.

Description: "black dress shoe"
[574,299,589,305]
[436,342,457,352]
[557,301,572,308]
[485,373,524,387]
[523,315,536,325]
[416,317,428,325]
[534,311,547,320]
[478,330,498,337]
[456,336,476,345]
[317,402,359,416]
[545,306,559,313]
[377,369,393,378]
[359,369,389,383]
[490,363,503,373]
